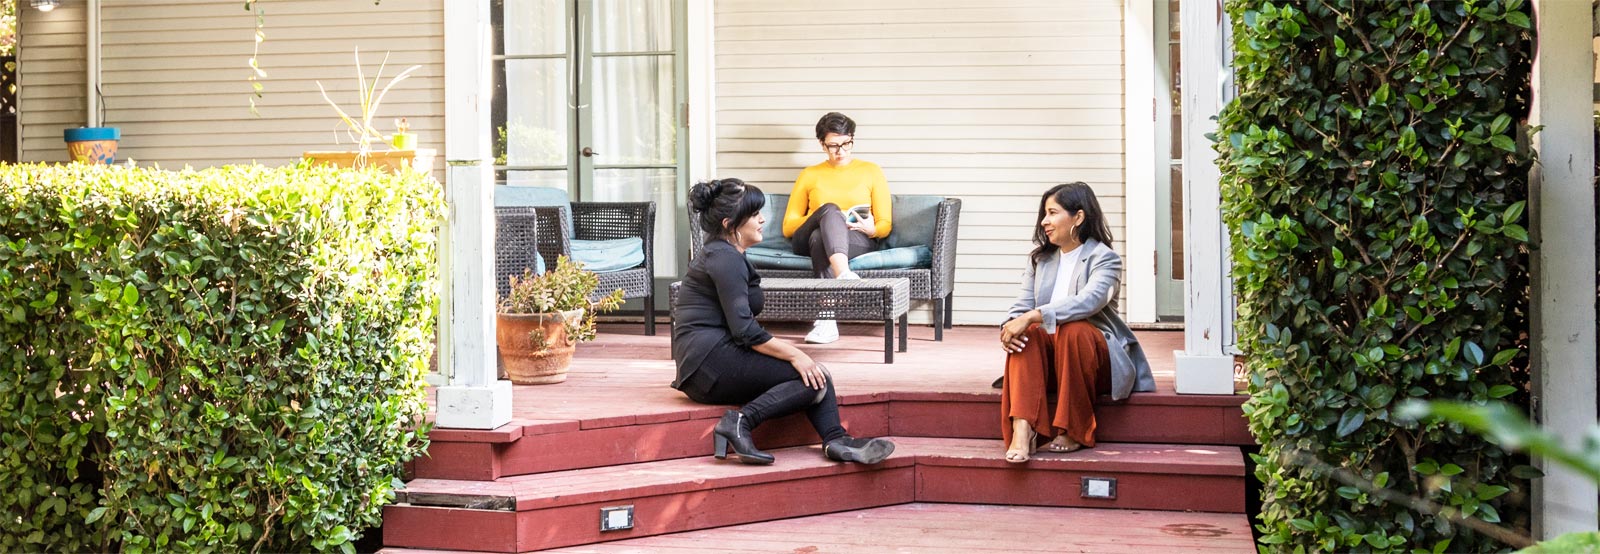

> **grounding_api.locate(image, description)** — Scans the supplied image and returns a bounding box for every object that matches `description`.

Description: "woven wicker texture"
[669,278,909,322]
[494,209,542,300]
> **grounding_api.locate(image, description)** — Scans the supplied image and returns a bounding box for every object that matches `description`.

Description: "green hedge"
[1217,1,1535,552]
[0,163,442,552]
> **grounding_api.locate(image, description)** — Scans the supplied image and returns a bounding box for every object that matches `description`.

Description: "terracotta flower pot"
[496,308,583,385]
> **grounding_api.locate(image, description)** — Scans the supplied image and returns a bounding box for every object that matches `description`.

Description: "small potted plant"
[497,257,625,384]
[303,48,435,174]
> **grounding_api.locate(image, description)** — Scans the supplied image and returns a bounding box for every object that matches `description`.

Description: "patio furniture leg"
[933,297,945,342]
[645,293,656,336]
[884,319,894,364]
[898,313,908,352]
[945,292,954,329]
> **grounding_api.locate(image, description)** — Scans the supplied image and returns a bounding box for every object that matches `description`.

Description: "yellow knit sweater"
[782,159,892,238]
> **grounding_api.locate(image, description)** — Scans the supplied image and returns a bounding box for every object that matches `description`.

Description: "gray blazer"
[1005,239,1155,400]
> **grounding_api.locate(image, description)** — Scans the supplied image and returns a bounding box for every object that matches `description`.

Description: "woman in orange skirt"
[998,182,1155,462]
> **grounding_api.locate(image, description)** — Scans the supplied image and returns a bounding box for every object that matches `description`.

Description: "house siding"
[19,4,88,162]
[22,0,444,175]
[713,0,1128,325]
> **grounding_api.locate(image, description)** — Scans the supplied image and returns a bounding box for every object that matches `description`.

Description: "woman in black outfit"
[672,178,895,465]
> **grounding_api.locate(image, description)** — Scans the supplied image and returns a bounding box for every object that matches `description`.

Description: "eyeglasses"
[822,140,854,153]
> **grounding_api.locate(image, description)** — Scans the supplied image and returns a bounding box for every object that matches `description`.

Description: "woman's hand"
[847,214,875,236]
[1000,312,1036,353]
[791,352,828,390]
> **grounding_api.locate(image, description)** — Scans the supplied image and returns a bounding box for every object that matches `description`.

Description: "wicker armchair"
[689,195,961,340]
[494,209,543,300]
[498,202,658,336]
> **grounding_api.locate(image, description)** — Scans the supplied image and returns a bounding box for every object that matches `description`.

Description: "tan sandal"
[1005,426,1035,463]
[1038,436,1083,453]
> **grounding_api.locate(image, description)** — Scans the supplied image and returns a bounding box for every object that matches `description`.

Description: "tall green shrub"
[0,163,442,552]
[1218,1,1535,552]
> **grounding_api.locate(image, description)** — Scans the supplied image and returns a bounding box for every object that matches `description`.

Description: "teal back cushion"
[496,186,573,238]
[755,193,790,250]
[883,195,943,250]
[849,245,932,271]
[571,237,645,273]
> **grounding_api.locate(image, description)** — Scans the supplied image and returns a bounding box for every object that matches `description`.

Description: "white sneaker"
[805,319,840,344]
[837,270,860,280]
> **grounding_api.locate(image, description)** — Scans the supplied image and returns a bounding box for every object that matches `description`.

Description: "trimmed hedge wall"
[0,163,442,552]
[1217,1,1535,552]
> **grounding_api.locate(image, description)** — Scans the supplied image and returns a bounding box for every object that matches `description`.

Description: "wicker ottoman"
[670,278,912,363]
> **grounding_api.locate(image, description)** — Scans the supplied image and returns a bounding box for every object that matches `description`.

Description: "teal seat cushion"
[496,186,574,238]
[571,237,644,273]
[848,245,932,271]
[745,245,813,270]
[882,195,943,250]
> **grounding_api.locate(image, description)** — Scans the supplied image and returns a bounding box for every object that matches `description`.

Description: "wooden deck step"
[416,391,1249,481]
[539,503,1256,554]
[383,438,1245,553]
[380,503,1255,554]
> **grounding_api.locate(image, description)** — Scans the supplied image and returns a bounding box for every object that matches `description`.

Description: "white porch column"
[686,0,717,184]
[435,0,512,430]
[1530,0,1598,538]
[1174,0,1235,394]
[1123,0,1158,324]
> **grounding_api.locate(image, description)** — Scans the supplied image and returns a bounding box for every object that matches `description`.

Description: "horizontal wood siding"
[714,0,1127,325]
[19,5,87,162]
[22,0,445,175]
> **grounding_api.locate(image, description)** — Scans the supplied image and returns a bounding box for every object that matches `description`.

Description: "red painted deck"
[386,503,1255,554]
[545,504,1254,553]
[388,324,1257,553]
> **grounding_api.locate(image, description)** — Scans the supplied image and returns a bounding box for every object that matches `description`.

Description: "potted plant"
[303,48,435,174]
[497,257,625,384]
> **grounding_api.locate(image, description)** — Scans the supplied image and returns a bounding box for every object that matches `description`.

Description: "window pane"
[497,170,569,192]
[1169,164,1185,280]
[592,0,672,53]
[495,0,567,56]
[592,55,675,165]
[594,168,677,274]
[494,59,569,167]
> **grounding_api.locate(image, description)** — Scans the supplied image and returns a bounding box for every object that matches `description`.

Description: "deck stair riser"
[413,394,1247,481]
[384,439,1245,553]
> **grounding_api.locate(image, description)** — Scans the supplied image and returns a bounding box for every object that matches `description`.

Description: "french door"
[491,0,687,278]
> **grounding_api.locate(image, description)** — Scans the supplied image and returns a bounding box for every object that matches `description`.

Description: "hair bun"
[689,181,716,212]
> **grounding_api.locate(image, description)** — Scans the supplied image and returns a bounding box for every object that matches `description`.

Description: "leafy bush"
[1217,1,1535,552]
[0,163,442,552]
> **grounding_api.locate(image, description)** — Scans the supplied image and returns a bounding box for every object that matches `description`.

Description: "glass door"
[1154,0,1185,321]
[492,0,685,279]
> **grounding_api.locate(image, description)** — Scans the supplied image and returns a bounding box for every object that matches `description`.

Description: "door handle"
[581,147,598,157]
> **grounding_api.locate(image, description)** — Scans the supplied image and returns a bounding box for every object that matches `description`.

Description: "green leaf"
[121,283,140,306]
[1490,135,1517,152]
[1464,342,1485,366]
[1491,349,1518,366]
[1337,410,1366,437]
[85,506,109,524]
[1488,384,1518,398]
[1505,11,1530,28]
[1440,463,1464,476]
[1502,224,1528,242]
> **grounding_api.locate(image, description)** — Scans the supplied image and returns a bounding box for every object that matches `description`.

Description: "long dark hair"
[1029,182,1114,266]
[690,178,765,240]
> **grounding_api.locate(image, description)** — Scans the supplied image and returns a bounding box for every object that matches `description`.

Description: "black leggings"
[790,203,876,278]
[680,345,848,444]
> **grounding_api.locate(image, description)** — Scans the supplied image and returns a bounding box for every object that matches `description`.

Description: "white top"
[1050,245,1084,304]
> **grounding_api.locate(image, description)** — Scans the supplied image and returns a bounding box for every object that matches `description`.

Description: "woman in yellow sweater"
[783,112,893,344]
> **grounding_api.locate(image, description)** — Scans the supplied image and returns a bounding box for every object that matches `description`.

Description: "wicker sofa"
[495,186,658,335]
[690,193,961,340]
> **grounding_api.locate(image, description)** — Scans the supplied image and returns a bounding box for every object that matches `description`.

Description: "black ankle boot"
[713,411,774,465]
[823,436,896,464]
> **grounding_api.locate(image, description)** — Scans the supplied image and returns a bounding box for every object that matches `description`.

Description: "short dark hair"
[689,178,765,239]
[1029,182,1114,266]
[815,112,856,140]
